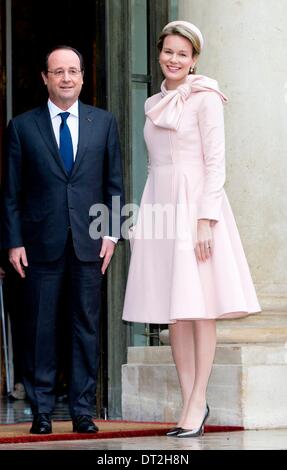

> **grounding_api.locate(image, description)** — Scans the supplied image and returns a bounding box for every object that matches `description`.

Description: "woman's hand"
[195,219,213,262]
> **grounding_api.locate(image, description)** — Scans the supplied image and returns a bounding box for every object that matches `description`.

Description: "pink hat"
[163,20,204,49]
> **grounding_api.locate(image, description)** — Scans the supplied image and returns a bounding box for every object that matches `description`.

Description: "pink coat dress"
[122,74,261,323]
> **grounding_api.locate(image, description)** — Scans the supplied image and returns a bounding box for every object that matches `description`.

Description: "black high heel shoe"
[177,404,210,438]
[166,426,182,436]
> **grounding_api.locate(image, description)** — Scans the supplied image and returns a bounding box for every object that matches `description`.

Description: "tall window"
[129,0,177,346]
[131,0,150,206]
[130,0,150,346]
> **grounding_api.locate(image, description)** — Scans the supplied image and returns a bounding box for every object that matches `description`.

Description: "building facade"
[1,0,286,425]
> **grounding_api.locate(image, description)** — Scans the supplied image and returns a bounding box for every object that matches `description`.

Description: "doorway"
[0,0,108,417]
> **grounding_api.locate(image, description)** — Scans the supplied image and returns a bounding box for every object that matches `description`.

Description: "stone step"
[159,313,287,344]
[127,344,287,366]
[217,313,287,343]
[122,344,287,428]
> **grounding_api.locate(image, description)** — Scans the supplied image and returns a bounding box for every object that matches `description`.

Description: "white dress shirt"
[47,99,117,244]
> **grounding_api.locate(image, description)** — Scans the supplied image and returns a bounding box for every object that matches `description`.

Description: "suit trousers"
[21,232,103,418]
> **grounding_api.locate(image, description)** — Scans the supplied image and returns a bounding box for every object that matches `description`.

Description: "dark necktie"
[59,112,74,174]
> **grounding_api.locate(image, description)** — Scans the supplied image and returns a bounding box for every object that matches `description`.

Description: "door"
[0,0,6,181]
[0,0,108,416]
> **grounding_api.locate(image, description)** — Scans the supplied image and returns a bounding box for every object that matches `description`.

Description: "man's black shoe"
[73,415,98,433]
[30,413,52,434]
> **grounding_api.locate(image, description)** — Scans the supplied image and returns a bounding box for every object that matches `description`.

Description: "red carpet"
[0,420,244,444]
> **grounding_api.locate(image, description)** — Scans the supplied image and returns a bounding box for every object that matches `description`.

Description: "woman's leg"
[169,321,195,427]
[181,319,217,429]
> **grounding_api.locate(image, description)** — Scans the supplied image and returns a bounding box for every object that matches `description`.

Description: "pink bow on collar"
[146,74,228,130]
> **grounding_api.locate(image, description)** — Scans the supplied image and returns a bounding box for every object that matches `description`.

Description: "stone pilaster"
[178,0,287,311]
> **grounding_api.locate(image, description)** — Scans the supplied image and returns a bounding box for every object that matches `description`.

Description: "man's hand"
[0,267,5,279]
[8,247,28,278]
[99,239,116,275]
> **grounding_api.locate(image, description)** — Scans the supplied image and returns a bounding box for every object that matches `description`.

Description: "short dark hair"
[43,45,84,74]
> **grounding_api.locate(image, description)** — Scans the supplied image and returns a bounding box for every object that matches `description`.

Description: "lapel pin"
[87,117,92,122]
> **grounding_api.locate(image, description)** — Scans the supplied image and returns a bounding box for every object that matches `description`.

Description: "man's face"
[42,49,84,109]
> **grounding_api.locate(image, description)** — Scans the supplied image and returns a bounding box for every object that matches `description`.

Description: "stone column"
[178,0,287,312]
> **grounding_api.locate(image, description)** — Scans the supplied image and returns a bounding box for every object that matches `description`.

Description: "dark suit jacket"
[1,101,124,262]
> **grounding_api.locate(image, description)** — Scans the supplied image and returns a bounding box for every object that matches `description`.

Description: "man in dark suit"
[1,46,124,434]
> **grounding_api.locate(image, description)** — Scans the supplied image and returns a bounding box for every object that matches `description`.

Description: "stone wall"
[178,0,287,308]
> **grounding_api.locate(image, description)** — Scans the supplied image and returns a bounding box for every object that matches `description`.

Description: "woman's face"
[159,34,195,88]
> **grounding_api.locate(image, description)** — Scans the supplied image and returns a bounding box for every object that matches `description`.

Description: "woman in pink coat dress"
[123,21,260,437]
